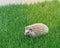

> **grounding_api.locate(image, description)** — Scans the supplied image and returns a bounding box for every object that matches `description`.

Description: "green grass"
[0,1,60,48]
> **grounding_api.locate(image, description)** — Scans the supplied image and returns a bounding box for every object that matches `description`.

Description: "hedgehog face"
[24,28,32,36]
[24,26,36,37]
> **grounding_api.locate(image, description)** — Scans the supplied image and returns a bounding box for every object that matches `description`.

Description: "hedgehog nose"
[24,32,26,36]
[24,32,29,36]
[24,32,27,36]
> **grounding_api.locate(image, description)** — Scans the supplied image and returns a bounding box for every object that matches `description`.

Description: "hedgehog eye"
[27,32,29,33]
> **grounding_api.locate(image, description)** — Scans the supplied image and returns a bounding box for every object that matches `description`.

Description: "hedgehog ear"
[29,28,32,31]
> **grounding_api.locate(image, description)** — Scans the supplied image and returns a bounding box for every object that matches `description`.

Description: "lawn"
[0,1,60,48]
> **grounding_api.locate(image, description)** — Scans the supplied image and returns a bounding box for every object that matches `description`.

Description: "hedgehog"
[24,23,49,37]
